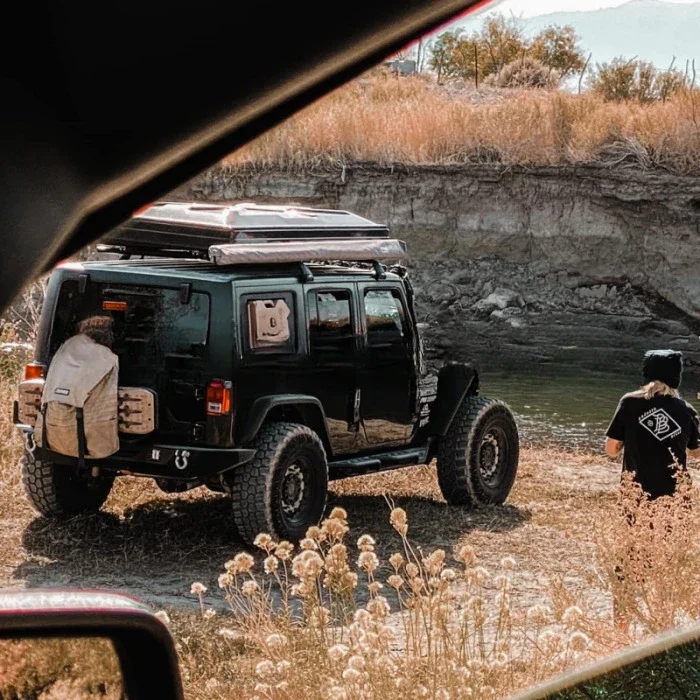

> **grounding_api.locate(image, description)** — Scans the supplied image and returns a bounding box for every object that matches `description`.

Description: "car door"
[305,284,360,456]
[359,284,415,446]
[234,284,306,423]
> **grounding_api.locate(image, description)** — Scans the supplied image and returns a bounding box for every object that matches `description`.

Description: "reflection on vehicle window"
[158,288,210,355]
[549,636,700,699]
[365,289,405,346]
[315,291,351,335]
[0,636,124,698]
[309,290,353,355]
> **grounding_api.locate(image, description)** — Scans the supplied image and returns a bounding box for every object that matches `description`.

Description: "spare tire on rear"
[436,396,519,506]
[20,450,114,517]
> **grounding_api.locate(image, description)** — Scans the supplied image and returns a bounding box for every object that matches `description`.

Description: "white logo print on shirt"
[639,408,682,441]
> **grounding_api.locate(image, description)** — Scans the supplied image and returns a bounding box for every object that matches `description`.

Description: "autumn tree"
[477,15,528,75]
[453,36,490,82]
[427,16,586,89]
[530,25,586,78]
[429,31,461,84]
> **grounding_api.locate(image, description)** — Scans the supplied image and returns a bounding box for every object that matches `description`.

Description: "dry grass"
[225,74,700,174]
[165,475,700,700]
[2,352,700,698]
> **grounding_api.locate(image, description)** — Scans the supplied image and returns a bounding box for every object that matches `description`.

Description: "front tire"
[20,451,114,517]
[436,396,519,506]
[227,422,328,545]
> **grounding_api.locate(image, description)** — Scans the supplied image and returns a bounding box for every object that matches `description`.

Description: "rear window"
[51,281,210,383]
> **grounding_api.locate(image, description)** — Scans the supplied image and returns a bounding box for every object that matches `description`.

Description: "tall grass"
[174,480,700,700]
[226,74,700,174]
[0,323,29,520]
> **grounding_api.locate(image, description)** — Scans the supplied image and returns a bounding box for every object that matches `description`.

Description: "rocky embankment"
[173,163,700,374]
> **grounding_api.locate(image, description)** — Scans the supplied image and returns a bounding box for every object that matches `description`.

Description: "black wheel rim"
[478,426,509,488]
[279,452,316,528]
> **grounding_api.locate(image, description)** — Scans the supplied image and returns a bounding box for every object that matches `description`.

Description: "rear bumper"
[106,443,256,480]
[15,420,255,481]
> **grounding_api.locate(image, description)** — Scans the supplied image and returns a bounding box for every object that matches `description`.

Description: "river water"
[480,367,700,449]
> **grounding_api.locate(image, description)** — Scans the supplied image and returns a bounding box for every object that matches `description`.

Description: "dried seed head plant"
[186,507,607,699]
[593,470,700,635]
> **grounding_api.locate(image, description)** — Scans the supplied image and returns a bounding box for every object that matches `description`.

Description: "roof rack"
[98,202,407,276]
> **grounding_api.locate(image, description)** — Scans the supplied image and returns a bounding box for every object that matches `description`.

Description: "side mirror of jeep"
[514,622,700,699]
[0,590,183,700]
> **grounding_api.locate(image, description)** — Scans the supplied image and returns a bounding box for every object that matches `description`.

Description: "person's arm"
[605,398,626,459]
[606,438,624,457]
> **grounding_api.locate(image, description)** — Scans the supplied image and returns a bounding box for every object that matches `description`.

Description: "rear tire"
[436,396,519,506]
[20,451,114,517]
[227,422,328,545]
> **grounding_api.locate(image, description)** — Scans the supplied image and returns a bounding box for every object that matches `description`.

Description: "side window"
[242,293,295,354]
[308,289,354,356]
[364,289,407,348]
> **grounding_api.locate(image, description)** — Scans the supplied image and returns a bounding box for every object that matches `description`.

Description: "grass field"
[2,363,700,698]
[225,73,700,175]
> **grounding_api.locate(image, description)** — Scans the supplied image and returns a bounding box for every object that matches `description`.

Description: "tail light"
[206,379,232,416]
[24,363,45,380]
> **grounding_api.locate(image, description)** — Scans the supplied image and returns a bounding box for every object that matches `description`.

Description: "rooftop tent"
[99,201,406,266]
[102,202,394,254]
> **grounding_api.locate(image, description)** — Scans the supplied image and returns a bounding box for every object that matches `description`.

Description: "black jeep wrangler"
[14,202,519,544]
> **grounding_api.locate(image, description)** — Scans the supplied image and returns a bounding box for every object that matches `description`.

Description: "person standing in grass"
[605,349,700,500]
[605,349,700,630]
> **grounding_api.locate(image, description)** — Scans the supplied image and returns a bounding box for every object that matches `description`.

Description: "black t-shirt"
[606,393,700,498]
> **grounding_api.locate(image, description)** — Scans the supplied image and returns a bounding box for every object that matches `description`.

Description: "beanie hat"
[642,349,683,389]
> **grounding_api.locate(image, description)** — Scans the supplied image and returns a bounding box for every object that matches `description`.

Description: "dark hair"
[76,315,114,348]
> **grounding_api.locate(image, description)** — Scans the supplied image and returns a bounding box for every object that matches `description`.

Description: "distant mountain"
[447,0,700,70]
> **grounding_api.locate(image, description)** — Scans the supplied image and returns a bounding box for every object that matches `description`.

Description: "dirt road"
[0,446,634,616]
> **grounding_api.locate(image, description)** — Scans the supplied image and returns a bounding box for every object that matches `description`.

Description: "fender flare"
[238,394,331,452]
[427,363,479,439]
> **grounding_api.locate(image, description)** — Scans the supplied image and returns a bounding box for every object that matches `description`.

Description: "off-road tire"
[436,396,519,506]
[228,422,328,545]
[20,451,114,517]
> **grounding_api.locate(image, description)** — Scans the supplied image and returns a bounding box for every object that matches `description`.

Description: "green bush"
[591,58,687,103]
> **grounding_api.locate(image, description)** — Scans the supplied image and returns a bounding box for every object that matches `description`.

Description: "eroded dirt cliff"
[174,163,700,373]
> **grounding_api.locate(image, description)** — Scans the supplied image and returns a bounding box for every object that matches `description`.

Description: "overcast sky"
[478,0,698,18]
